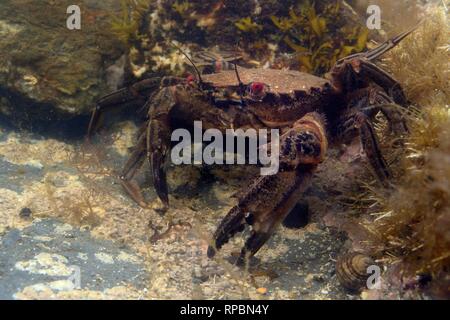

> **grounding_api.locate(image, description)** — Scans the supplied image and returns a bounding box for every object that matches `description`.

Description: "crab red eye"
[186,74,195,83]
[250,82,265,94]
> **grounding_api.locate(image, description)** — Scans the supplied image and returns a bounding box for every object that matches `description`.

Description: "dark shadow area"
[0,86,144,141]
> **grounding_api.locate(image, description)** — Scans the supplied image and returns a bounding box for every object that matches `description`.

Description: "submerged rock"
[0,0,124,134]
[0,219,147,300]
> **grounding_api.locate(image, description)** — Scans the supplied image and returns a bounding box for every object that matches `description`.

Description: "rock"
[0,219,147,300]
[0,0,125,135]
[256,287,268,295]
[19,207,32,219]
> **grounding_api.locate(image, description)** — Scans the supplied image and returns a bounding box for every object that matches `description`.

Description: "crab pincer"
[208,113,327,264]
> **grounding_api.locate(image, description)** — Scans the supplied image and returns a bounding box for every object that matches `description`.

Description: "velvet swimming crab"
[88,27,416,264]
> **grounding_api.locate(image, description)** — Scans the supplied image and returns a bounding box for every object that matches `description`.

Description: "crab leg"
[353,60,408,106]
[379,105,408,135]
[119,131,148,208]
[331,26,420,106]
[337,22,420,63]
[338,82,410,183]
[347,86,409,135]
[208,112,328,264]
[355,112,392,182]
[87,77,186,138]
[361,103,409,135]
[118,86,178,209]
[332,58,408,106]
[338,108,392,184]
[208,169,316,265]
[87,78,162,138]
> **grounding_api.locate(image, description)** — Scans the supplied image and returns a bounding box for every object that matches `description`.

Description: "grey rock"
[0,219,147,300]
[0,0,125,134]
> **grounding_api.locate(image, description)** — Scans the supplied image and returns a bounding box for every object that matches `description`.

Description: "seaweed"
[111,0,153,44]
[230,1,368,75]
[109,0,368,78]
[235,17,263,33]
[43,174,103,228]
[269,1,368,74]
[364,102,449,295]
[359,7,450,297]
[381,9,450,105]
[172,1,193,17]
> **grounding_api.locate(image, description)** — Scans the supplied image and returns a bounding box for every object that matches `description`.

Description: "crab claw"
[207,206,272,265]
[146,87,177,209]
[208,113,326,264]
[208,169,315,265]
[207,206,246,259]
[208,209,271,265]
[150,152,169,208]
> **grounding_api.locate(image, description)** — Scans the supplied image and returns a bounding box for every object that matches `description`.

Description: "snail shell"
[336,253,375,292]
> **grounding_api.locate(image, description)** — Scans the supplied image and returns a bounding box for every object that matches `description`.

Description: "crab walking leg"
[342,111,392,183]
[353,60,408,106]
[87,77,185,138]
[332,58,408,107]
[330,27,419,107]
[346,87,409,135]
[208,113,327,264]
[87,79,161,138]
[380,105,409,135]
[337,22,420,63]
[358,113,392,183]
[338,88,409,184]
[361,103,409,135]
[119,131,148,208]
[360,88,409,135]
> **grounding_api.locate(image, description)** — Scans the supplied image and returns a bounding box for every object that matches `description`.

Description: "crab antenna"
[233,62,244,87]
[171,41,204,84]
[232,41,245,87]
[233,63,246,106]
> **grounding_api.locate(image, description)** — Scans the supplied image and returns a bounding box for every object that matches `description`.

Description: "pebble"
[256,287,268,295]
[19,207,32,219]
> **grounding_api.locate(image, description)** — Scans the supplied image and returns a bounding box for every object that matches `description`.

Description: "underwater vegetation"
[359,8,450,298]
[108,0,367,77]
[268,1,368,74]
[172,1,194,17]
[111,0,153,44]
[233,0,369,75]
[382,11,449,106]
[234,17,263,33]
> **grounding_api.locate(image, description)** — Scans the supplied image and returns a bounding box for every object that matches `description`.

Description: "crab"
[88,26,416,265]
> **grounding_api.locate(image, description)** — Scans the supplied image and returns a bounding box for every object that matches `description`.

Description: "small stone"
[313,275,325,283]
[256,287,268,295]
[19,207,32,219]
[308,252,317,260]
